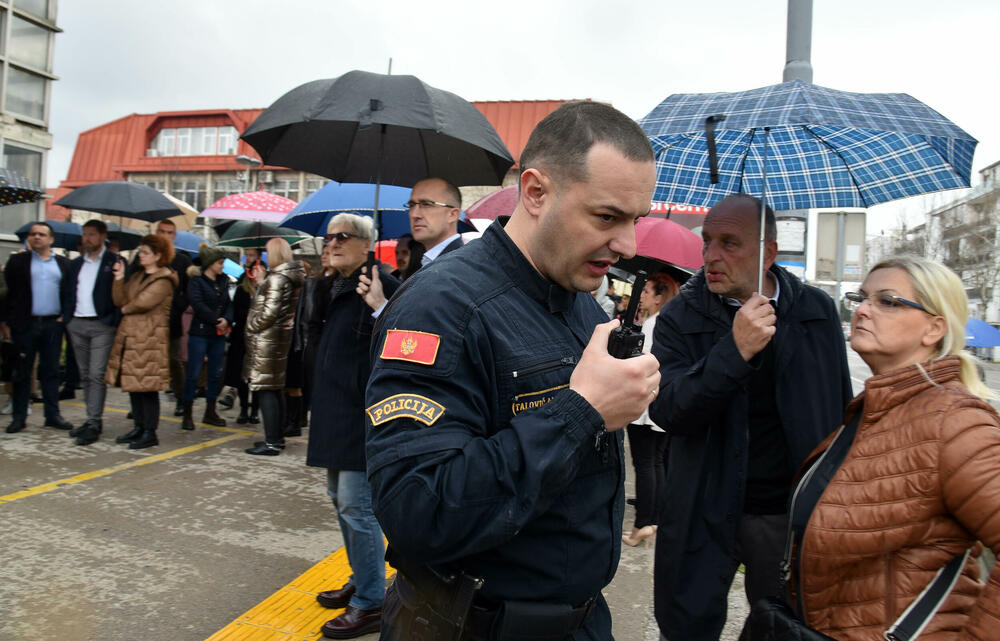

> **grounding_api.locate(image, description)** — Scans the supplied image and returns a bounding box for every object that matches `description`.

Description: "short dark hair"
[29,221,54,237]
[156,219,177,230]
[82,219,107,235]
[712,194,777,243]
[519,101,654,185]
[140,234,174,268]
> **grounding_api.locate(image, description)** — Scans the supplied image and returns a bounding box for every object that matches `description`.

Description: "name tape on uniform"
[367,394,445,427]
[380,329,441,365]
[511,384,568,416]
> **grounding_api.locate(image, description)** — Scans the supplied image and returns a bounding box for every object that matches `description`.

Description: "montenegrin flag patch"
[367,394,445,427]
[380,329,441,365]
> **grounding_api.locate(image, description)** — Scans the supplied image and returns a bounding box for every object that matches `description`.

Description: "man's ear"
[519,168,549,218]
[762,240,779,270]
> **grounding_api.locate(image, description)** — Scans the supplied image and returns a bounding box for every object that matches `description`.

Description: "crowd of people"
[2,101,999,641]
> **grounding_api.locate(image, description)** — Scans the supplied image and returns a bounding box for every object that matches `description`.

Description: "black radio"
[607,270,647,359]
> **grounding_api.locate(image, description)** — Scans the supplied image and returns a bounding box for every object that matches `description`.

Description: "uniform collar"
[483,221,575,314]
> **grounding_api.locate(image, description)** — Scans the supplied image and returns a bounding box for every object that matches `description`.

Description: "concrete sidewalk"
[0,386,748,641]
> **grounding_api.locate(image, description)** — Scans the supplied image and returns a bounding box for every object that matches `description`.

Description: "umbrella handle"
[758,126,771,294]
[705,115,726,185]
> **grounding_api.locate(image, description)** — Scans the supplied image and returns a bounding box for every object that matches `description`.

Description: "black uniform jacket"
[68,249,122,327]
[366,221,622,613]
[647,266,853,641]
[0,251,72,333]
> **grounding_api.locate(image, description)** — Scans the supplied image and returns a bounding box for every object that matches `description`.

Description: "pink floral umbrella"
[201,190,297,223]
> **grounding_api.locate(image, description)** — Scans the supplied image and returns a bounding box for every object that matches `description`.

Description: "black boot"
[283,395,302,437]
[173,400,184,417]
[129,429,158,449]
[248,409,260,424]
[181,401,195,430]
[236,407,250,424]
[115,426,144,444]
[202,400,226,427]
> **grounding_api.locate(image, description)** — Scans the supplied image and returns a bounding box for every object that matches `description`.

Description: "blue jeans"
[327,469,385,610]
[183,334,226,403]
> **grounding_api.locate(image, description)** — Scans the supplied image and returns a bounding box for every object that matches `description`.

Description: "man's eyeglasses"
[324,231,362,244]
[404,200,456,211]
[844,291,928,313]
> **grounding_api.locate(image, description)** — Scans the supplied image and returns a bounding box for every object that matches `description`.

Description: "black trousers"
[258,389,285,445]
[129,391,160,433]
[626,424,668,529]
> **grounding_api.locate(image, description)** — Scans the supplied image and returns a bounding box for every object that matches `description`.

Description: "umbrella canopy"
[281,182,412,238]
[615,217,702,284]
[16,220,81,251]
[53,181,186,222]
[466,185,519,221]
[638,80,977,211]
[242,70,513,187]
[215,220,311,249]
[104,221,144,251]
[965,318,1000,348]
[162,192,200,231]
[0,167,44,206]
[174,231,211,256]
[201,190,298,223]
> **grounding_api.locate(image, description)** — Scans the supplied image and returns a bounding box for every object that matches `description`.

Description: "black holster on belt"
[388,546,483,641]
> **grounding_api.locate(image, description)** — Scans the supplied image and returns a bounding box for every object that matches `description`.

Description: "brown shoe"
[316,582,356,609]
[320,604,381,639]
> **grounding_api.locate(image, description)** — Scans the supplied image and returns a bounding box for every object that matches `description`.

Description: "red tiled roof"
[58,101,577,191]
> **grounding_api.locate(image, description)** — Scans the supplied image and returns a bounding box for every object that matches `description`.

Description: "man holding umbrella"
[647,194,852,641]
[365,102,661,641]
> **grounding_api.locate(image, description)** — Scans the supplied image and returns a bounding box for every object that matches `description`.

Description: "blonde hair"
[869,256,994,400]
[265,238,292,268]
[326,213,377,242]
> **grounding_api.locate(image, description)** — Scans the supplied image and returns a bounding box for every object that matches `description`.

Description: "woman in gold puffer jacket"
[243,238,304,456]
[794,256,1000,640]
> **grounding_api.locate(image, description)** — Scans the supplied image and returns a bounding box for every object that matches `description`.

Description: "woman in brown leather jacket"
[794,256,1000,640]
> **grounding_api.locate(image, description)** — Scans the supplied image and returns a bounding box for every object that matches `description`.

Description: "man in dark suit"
[0,222,74,433]
[405,177,464,266]
[65,220,122,445]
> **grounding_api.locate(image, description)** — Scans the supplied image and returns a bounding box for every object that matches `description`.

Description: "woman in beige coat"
[244,238,304,456]
[105,234,177,449]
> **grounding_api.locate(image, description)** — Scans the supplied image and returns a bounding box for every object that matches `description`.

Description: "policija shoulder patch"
[380,329,441,365]
[367,394,445,427]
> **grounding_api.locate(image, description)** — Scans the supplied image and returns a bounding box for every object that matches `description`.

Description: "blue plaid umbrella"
[639,80,977,212]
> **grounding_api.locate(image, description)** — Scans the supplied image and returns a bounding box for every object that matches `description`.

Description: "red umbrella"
[466,185,518,221]
[616,217,702,282]
[201,190,297,223]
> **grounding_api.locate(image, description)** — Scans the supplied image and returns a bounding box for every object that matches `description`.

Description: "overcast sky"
[47,0,999,232]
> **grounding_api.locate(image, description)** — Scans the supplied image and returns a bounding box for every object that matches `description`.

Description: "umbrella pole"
[757,126,771,294]
[367,124,386,274]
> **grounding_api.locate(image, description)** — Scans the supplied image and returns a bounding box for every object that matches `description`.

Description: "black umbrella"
[16,220,82,250]
[53,181,183,222]
[104,221,144,251]
[215,220,312,249]
[241,70,514,261]
[0,167,43,206]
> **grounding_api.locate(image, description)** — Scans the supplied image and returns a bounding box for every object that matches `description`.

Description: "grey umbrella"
[53,181,183,222]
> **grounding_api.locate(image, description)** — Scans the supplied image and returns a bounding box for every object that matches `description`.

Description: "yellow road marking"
[0,432,248,505]
[205,547,395,641]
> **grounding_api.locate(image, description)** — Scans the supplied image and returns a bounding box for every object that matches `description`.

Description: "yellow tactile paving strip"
[205,547,395,641]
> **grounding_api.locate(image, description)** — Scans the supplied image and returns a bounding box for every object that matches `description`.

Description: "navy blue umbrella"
[16,220,81,250]
[966,318,1000,348]
[174,231,211,256]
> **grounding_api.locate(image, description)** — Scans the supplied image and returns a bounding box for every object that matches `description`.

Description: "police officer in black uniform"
[363,102,661,641]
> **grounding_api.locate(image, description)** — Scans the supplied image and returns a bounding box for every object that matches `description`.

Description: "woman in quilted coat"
[794,256,1000,640]
[105,234,178,450]
[243,238,304,456]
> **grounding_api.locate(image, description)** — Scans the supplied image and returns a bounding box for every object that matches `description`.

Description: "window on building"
[6,66,46,121]
[1,144,42,234]
[151,126,240,157]
[10,16,51,71]
[218,127,237,155]
[13,0,51,19]
[174,179,208,211]
[212,178,244,202]
[176,128,191,156]
[271,178,299,202]
[135,179,165,192]
[155,128,175,155]
[305,178,330,196]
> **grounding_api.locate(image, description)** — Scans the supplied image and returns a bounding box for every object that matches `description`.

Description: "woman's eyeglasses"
[844,291,928,313]
[324,231,362,244]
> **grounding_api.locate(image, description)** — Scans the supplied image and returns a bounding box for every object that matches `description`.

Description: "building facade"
[0,0,58,256]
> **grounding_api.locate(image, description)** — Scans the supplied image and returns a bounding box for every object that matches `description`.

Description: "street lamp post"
[235,154,261,192]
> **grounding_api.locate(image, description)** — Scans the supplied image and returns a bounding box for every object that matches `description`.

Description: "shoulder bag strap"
[884,548,971,641]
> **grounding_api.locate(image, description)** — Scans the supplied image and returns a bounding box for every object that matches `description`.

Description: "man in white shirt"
[405,177,464,266]
[66,220,122,446]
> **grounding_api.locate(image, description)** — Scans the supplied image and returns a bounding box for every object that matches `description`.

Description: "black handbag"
[743,403,971,641]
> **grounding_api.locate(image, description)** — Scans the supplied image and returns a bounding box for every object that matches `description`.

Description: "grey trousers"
[67,318,116,423]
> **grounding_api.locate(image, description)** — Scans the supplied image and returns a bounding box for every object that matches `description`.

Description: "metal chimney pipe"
[783,0,813,83]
